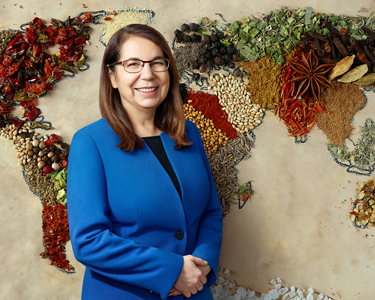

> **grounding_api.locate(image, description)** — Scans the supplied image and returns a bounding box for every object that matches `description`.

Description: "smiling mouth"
[136,87,157,92]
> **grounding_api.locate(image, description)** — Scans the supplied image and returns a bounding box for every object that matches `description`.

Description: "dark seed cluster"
[174,23,240,73]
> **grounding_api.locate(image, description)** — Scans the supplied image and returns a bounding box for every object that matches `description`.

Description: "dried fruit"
[43,165,53,174]
[49,134,59,143]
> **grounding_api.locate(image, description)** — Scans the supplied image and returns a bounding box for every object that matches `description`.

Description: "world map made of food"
[1,6,375,299]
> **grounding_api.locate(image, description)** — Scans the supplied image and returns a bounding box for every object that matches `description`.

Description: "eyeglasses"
[109,58,170,73]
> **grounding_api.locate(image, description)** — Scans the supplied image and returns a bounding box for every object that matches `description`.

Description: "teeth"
[137,87,157,92]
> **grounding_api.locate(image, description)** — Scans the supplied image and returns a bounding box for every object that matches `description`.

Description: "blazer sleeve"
[67,130,183,300]
[189,121,223,287]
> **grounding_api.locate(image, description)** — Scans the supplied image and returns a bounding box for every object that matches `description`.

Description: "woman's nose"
[140,62,155,79]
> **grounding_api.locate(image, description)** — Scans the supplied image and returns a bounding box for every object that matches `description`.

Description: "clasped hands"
[169,255,211,298]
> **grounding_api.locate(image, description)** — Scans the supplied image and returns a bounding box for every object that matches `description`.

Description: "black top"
[143,136,182,199]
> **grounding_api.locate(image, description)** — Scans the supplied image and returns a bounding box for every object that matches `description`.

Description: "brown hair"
[99,24,190,152]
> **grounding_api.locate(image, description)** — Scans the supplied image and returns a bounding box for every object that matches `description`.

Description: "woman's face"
[109,36,170,116]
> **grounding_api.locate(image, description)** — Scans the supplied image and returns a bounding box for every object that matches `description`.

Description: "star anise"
[289,50,335,101]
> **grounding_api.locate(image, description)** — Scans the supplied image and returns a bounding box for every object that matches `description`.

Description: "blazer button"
[175,230,184,240]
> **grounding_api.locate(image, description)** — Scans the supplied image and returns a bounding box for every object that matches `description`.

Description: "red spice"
[274,52,328,138]
[41,202,74,273]
[186,91,238,139]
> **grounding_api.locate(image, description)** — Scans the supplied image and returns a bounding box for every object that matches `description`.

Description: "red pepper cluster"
[41,201,74,273]
[186,91,238,139]
[0,15,91,122]
[275,53,328,138]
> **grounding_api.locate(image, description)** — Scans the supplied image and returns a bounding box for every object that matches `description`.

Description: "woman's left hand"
[169,287,182,296]
[197,264,211,277]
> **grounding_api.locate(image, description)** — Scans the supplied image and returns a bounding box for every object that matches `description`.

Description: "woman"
[67,24,223,300]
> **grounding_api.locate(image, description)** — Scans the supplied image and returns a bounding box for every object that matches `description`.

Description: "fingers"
[169,287,182,296]
[188,255,208,266]
[173,255,208,297]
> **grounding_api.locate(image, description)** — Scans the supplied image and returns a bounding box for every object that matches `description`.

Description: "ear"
[108,68,118,89]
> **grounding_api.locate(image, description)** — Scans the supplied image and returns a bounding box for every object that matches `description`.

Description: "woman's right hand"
[172,255,208,297]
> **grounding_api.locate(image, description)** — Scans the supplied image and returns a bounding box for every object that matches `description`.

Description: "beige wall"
[1,0,375,299]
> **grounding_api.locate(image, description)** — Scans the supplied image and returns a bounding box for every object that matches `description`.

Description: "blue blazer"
[67,118,223,300]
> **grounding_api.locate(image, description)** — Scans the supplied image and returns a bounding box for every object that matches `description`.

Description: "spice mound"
[239,55,284,109]
[317,81,367,146]
[351,180,375,229]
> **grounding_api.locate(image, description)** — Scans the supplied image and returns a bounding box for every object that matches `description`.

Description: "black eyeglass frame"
[108,58,171,73]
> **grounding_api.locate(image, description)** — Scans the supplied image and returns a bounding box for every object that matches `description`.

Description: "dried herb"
[328,118,375,169]
[350,180,375,229]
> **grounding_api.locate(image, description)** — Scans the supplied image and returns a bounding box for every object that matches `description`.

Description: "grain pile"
[99,9,154,45]
[209,73,264,134]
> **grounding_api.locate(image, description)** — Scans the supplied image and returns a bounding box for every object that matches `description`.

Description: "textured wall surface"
[1,0,375,299]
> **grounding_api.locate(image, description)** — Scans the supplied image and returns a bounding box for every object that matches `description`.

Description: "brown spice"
[239,55,284,109]
[317,81,367,146]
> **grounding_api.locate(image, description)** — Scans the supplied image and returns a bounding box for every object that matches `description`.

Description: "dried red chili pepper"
[55,28,68,44]
[43,59,52,78]
[104,17,112,21]
[41,202,74,273]
[20,98,36,110]
[74,35,87,47]
[9,119,24,127]
[8,77,22,88]
[0,104,12,114]
[75,12,93,23]
[6,61,22,77]
[25,27,37,44]
[29,17,44,33]
[24,106,41,121]
[275,52,328,138]
[66,24,78,38]
[2,56,13,67]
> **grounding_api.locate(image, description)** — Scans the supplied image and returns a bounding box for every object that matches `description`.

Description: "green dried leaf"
[220,39,231,47]
[275,54,285,65]
[304,7,313,25]
[339,20,347,27]
[73,54,86,67]
[287,17,296,24]
[13,89,29,102]
[258,21,267,29]
[29,121,52,130]
[59,61,76,73]
[51,18,65,28]
[249,28,259,38]
[36,33,49,43]
[280,26,288,36]
[242,16,250,24]
[230,21,240,34]
[242,25,252,33]
[239,30,249,42]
